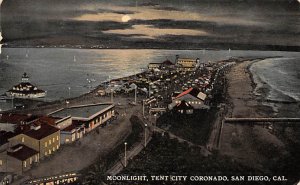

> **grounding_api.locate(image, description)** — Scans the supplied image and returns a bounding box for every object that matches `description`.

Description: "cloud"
[102,24,210,39]
[73,3,266,27]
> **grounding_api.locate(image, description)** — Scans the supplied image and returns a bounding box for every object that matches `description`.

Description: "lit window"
[0,160,2,165]
[57,145,59,150]
[45,152,48,156]
[30,157,32,164]
[53,138,55,143]
[22,137,25,143]
[49,140,51,145]
[53,147,55,152]
[24,161,27,167]
[45,142,47,147]
[66,139,70,143]
[49,150,51,154]
[57,136,59,141]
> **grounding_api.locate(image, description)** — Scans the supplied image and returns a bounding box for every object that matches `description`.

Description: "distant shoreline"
[2,44,300,52]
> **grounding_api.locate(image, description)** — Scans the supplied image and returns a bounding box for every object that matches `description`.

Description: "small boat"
[6,73,46,99]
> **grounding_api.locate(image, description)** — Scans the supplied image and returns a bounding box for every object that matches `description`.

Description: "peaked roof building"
[169,88,209,111]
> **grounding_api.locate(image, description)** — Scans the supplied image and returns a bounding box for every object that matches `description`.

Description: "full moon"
[121,15,131,22]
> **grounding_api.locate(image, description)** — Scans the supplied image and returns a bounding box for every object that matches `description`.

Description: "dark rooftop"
[175,100,193,110]
[62,124,77,132]
[162,59,174,65]
[0,131,16,145]
[34,116,59,126]
[7,144,38,161]
[0,113,34,125]
[24,124,59,140]
[175,88,206,101]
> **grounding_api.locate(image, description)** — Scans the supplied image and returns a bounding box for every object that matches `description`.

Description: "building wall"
[8,134,39,152]
[2,155,22,174]
[169,95,205,110]
[85,109,114,132]
[148,63,161,70]
[40,131,60,158]
[177,59,197,67]
[0,143,9,153]
[176,59,198,72]
[0,152,8,172]
[8,131,60,159]
[56,117,72,130]
[23,153,39,171]
[0,123,15,132]
[60,132,73,144]
[61,128,84,145]
[0,153,39,174]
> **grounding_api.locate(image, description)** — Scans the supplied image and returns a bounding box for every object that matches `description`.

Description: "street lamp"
[154,114,157,129]
[111,88,114,103]
[144,124,147,147]
[68,87,71,98]
[142,100,145,116]
[124,142,127,167]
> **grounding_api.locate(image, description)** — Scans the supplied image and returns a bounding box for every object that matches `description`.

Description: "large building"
[0,121,60,174]
[148,63,162,71]
[175,57,200,72]
[60,121,85,144]
[8,123,61,159]
[3,144,39,174]
[0,113,35,132]
[6,73,46,98]
[168,88,209,111]
[49,103,115,134]
[148,59,175,71]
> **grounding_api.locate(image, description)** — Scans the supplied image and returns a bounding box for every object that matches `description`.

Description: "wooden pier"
[224,117,300,126]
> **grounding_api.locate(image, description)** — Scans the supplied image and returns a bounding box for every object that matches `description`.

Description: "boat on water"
[6,73,46,98]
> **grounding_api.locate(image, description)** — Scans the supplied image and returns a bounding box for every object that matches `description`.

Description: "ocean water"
[0,48,299,111]
[250,57,300,102]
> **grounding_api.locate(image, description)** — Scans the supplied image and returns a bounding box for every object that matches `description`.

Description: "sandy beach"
[220,60,288,170]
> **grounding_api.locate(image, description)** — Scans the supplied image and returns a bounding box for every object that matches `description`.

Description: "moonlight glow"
[121,15,131,22]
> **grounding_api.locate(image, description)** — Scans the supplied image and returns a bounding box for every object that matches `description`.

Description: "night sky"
[1,0,299,50]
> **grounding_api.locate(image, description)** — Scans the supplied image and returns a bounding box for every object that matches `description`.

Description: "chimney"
[31,124,41,130]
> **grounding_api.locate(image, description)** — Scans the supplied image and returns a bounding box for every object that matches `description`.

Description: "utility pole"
[11,97,14,109]
[144,124,147,147]
[111,89,114,103]
[148,83,151,98]
[134,86,137,104]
